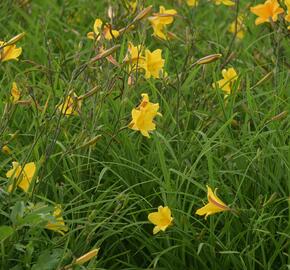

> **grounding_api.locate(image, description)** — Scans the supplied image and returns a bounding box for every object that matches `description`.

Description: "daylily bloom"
[123,42,145,72]
[129,93,161,138]
[57,93,82,116]
[143,49,165,79]
[228,16,245,39]
[6,161,36,192]
[214,0,235,6]
[75,248,100,265]
[187,0,198,7]
[213,67,238,95]
[148,206,173,234]
[87,18,119,40]
[250,0,284,25]
[11,82,21,103]
[0,41,22,62]
[46,205,68,235]
[148,6,177,40]
[285,0,290,29]
[196,185,230,218]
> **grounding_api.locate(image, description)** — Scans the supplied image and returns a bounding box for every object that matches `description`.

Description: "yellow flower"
[87,18,103,40]
[250,0,284,25]
[148,206,173,235]
[2,145,11,155]
[214,0,235,6]
[57,93,81,116]
[143,49,165,79]
[75,248,100,265]
[196,185,230,219]
[127,0,138,13]
[129,93,161,138]
[285,0,290,28]
[6,161,36,193]
[187,0,198,6]
[11,82,21,103]
[213,67,238,95]
[87,18,119,40]
[228,16,245,39]
[123,42,146,72]
[103,25,120,40]
[148,6,177,40]
[0,41,22,62]
[46,205,68,235]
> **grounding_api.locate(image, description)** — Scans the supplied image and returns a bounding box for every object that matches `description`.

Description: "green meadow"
[0,0,289,269]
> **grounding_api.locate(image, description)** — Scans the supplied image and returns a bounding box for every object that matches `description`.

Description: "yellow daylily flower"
[6,161,36,193]
[46,205,68,235]
[87,18,120,40]
[0,41,22,62]
[148,6,177,40]
[196,185,230,218]
[143,49,165,79]
[129,93,161,138]
[214,0,235,6]
[148,206,173,235]
[87,18,103,40]
[11,82,21,103]
[187,0,198,6]
[228,16,245,39]
[75,248,100,265]
[123,42,146,72]
[250,0,284,25]
[213,67,238,95]
[103,25,120,40]
[285,0,290,29]
[57,93,82,116]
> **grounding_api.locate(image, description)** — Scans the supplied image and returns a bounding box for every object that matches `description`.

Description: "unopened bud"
[90,45,120,63]
[195,54,222,65]
[75,248,100,265]
[6,32,26,46]
[133,5,152,22]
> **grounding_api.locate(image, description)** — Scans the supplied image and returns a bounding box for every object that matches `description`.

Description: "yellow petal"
[153,226,161,235]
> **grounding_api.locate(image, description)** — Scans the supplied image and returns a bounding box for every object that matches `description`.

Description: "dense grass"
[0,0,289,269]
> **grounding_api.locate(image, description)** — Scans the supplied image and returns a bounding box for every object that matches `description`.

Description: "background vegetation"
[0,0,289,269]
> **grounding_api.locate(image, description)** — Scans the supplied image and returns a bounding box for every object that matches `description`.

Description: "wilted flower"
[148,6,177,40]
[213,67,238,95]
[6,161,36,192]
[196,185,230,218]
[11,82,21,103]
[129,93,161,138]
[57,93,82,116]
[250,0,284,25]
[87,18,119,40]
[2,145,11,155]
[46,205,68,235]
[148,206,173,234]
[228,15,245,39]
